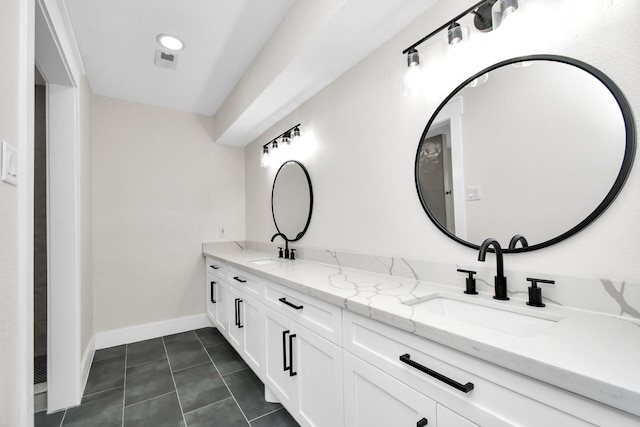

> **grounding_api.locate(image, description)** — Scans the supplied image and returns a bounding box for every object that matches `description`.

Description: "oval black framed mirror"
[415,54,636,253]
[271,160,313,241]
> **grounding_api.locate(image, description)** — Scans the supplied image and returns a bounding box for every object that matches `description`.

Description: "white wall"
[0,0,32,423]
[245,0,640,284]
[92,96,245,333]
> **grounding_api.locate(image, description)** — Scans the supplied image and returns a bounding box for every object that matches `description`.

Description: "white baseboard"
[80,335,96,395]
[94,313,213,350]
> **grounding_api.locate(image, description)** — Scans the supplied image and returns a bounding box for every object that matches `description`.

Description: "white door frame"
[35,0,84,412]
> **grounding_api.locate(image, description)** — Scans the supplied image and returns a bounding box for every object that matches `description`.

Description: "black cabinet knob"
[417,418,428,426]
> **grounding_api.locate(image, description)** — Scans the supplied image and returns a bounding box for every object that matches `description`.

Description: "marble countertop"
[202,245,640,417]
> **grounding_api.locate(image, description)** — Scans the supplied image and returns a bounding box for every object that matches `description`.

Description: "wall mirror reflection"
[415,55,635,252]
[271,160,314,241]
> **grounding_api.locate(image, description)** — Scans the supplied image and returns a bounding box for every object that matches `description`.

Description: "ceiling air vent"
[154,49,179,70]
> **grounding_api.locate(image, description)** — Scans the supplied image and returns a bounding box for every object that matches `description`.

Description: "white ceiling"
[64,0,440,146]
[65,0,295,116]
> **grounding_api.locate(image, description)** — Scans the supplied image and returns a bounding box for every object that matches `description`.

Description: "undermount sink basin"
[248,258,283,265]
[406,295,562,337]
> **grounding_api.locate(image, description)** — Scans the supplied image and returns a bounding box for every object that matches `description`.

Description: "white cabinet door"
[214,279,229,337]
[206,275,217,323]
[294,323,343,427]
[241,292,264,377]
[344,351,436,427]
[264,306,297,410]
[264,306,344,427]
[438,404,478,427]
[227,285,244,352]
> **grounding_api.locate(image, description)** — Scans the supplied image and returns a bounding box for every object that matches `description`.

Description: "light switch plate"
[2,140,18,185]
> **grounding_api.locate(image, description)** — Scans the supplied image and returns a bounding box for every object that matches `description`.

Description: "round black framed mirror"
[271,160,313,241]
[415,54,636,253]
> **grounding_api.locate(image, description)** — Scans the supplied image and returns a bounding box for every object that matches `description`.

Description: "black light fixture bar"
[402,0,492,54]
[263,123,302,150]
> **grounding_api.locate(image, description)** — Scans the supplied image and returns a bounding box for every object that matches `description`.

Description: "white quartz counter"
[202,245,640,417]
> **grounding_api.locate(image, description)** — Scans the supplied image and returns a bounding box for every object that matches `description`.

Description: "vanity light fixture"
[402,0,522,67]
[406,48,420,67]
[157,34,184,51]
[261,124,302,168]
[447,22,464,45]
[261,146,270,168]
[497,0,519,17]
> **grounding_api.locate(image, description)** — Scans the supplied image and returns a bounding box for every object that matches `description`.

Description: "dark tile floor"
[35,328,299,427]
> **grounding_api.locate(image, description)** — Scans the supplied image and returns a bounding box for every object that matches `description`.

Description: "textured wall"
[244,0,640,287]
[92,96,246,332]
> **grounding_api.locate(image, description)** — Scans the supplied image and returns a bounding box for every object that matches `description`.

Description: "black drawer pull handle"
[234,298,243,328]
[279,297,303,310]
[282,330,291,372]
[289,334,297,377]
[234,299,239,326]
[399,354,474,393]
[210,265,219,270]
[233,276,247,283]
[210,281,216,303]
[417,418,428,427]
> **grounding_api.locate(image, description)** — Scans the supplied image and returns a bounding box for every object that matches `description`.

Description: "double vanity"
[199,48,639,426]
[202,243,640,427]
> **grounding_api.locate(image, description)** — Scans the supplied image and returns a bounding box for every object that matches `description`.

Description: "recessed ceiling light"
[157,34,183,51]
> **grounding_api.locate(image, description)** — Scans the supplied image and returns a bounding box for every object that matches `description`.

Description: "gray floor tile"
[124,391,184,427]
[250,408,299,427]
[94,345,126,363]
[163,331,199,345]
[84,356,126,396]
[165,338,210,371]
[184,397,248,427]
[173,362,230,413]
[195,327,225,347]
[206,341,248,376]
[125,357,175,406]
[225,368,281,420]
[62,386,123,427]
[34,409,65,427]
[126,338,166,368]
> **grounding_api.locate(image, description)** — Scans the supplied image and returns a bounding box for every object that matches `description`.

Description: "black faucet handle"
[277,247,284,258]
[526,277,555,286]
[457,269,478,295]
[526,277,555,307]
[289,249,296,260]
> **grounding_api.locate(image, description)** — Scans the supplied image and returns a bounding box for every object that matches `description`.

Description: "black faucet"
[271,233,290,259]
[508,234,529,250]
[478,238,509,300]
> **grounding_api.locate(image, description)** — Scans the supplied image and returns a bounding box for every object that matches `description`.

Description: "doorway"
[33,67,48,406]
[35,0,85,413]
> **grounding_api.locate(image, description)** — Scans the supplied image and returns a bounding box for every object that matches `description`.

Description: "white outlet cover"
[465,186,481,201]
[2,140,18,185]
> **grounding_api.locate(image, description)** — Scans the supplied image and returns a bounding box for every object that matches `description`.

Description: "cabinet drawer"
[343,311,593,427]
[205,257,227,280]
[264,280,342,345]
[227,266,264,301]
[344,351,436,427]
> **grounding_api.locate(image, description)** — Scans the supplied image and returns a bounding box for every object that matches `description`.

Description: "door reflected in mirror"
[415,55,635,252]
[271,160,313,241]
